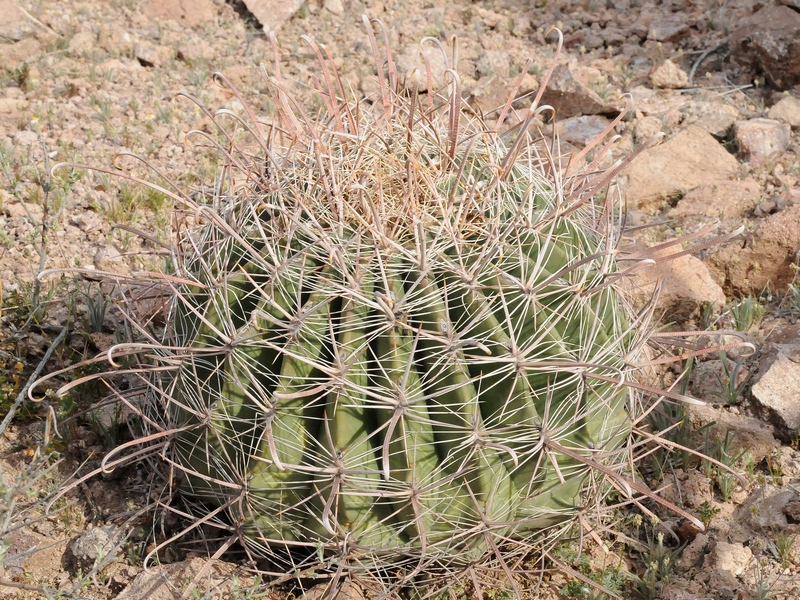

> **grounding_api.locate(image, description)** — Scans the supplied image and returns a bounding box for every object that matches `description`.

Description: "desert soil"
[1,0,800,598]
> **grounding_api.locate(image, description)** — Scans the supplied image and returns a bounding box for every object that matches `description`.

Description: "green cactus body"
[158,33,643,574]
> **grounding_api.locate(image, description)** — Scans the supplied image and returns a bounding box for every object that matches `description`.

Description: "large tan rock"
[623,125,739,210]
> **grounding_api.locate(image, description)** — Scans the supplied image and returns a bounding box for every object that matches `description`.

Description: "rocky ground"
[1,0,800,598]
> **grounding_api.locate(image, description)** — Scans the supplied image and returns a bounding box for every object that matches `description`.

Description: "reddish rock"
[734,118,791,166]
[707,203,800,295]
[143,0,216,27]
[539,61,619,118]
[647,15,690,42]
[730,5,800,90]
[623,125,739,210]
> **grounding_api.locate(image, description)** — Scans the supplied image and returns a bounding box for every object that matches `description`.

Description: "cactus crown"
[39,17,742,598]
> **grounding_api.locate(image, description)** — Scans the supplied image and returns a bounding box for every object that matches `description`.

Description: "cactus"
[160,26,646,575]
[41,18,737,595]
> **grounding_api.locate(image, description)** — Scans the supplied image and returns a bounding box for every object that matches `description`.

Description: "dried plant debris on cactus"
[33,16,751,598]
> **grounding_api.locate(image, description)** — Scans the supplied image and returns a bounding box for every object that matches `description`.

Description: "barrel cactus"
[50,19,710,594]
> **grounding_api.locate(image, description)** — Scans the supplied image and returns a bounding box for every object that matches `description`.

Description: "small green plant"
[715,350,752,405]
[698,500,721,528]
[786,280,800,316]
[82,287,110,333]
[729,296,765,332]
[701,431,746,501]
[765,451,783,484]
[631,531,684,600]
[772,530,796,566]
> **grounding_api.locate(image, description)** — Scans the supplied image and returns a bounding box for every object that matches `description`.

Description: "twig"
[688,42,727,85]
[0,326,67,438]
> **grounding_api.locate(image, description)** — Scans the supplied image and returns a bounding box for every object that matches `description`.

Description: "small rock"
[93,245,126,272]
[134,43,173,67]
[474,6,504,29]
[671,179,761,221]
[660,468,714,510]
[0,0,36,41]
[143,0,216,27]
[737,485,796,530]
[623,125,739,210]
[469,75,510,114]
[2,198,40,220]
[511,15,531,37]
[68,524,124,573]
[117,558,250,600]
[322,0,344,15]
[68,31,95,55]
[395,42,448,92]
[751,353,800,439]
[68,212,101,233]
[98,24,136,56]
[241,0,303,32]
[633,115,662,144]
[734,118,791,166]
[632,252,726,323]
[303,580,365,600]
[0,96,30,136]
[647,14,690,42]
[552,115,612,146]
[477,50,511,78]
[680,533,709,568]
[649,59,689,89]
[682,101,740,138]
[13,129,38,146]
[177,39,217,62]
[706,542,752,577]
[730,5,800,90]
[768,95,800,128]
[0,37,42,66]
[539,61,619,118]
